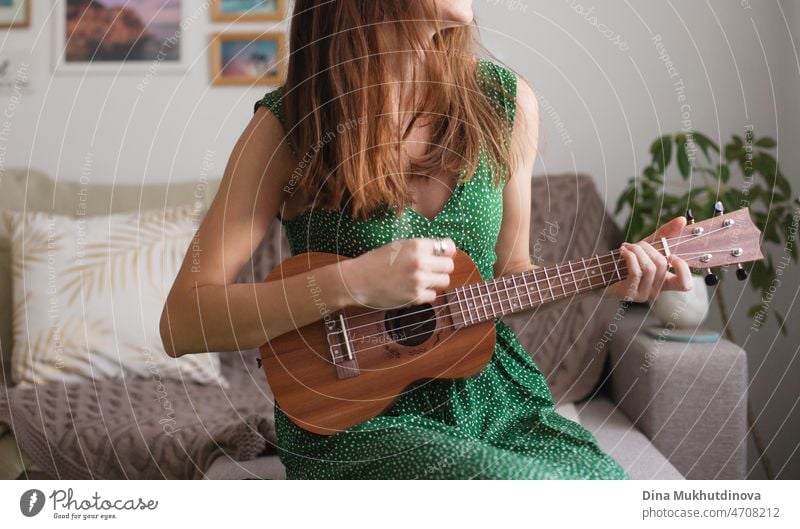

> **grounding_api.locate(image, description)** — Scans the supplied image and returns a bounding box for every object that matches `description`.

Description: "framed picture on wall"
[0,0,31,28]
[52,0,190,73]
[209,32,286,86]
[211,0,285,22]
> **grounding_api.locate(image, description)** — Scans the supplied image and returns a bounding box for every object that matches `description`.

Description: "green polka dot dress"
[254,58,629,480]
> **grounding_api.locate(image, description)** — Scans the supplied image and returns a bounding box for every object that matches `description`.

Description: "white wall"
[476,0,799,203]
[0,1,290,188]
[1,0,798,478]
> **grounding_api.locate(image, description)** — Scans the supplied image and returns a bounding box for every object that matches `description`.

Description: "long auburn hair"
[283,0,519,220]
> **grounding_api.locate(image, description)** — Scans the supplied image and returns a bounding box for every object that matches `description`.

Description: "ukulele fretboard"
[447,251,632,327]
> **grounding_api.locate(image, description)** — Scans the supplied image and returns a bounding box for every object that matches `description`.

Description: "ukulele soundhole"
[384,304,437,347]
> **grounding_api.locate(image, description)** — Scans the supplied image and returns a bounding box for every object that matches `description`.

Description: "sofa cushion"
[0,168,222,387]
[3,204,227,386]
[203,454,286,480]
[574,395,684,480]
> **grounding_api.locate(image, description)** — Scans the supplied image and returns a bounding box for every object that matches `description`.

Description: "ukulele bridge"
[325,311,361,379]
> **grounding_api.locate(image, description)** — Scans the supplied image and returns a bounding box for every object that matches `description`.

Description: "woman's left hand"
[607,216,695,303]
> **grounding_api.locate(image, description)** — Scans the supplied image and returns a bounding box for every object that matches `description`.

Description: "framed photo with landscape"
[52,0,190,73]
[0,0,30,28]
[209,32,286,86]
[211,0,285,23]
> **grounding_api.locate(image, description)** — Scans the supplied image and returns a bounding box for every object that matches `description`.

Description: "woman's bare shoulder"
[241,104,296,186]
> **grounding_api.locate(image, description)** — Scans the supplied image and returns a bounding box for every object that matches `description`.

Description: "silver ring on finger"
[432,237,445,257]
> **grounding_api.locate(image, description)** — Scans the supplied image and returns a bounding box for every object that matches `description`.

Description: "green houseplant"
[615,129,799,339]
[615,129,798,479]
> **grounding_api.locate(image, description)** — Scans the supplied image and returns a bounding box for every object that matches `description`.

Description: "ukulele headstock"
[658,206,764,283]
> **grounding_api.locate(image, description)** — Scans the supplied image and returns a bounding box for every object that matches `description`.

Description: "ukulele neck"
[447,249,635,327]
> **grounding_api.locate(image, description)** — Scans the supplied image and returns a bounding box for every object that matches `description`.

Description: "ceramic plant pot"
[651,274,710,328]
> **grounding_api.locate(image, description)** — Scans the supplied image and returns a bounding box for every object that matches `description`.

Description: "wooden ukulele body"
[258,250,496,435]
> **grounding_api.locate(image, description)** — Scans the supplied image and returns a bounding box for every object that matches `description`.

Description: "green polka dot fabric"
[254,58,629,479]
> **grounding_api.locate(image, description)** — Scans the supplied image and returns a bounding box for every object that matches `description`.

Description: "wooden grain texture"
[258,250,496,435]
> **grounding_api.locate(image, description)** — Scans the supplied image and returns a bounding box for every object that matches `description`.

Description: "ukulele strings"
[348,250,630,333]
[354,240,730,346]
[331,242,730,352]
[339,228,712,331]
[336,246,741,358]
[328,264,635,363]
[338,225,731,335]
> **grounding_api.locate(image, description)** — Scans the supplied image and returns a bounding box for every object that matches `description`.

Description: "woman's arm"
[159,107,354,357]
[160,107,456,357]
[494,75,693,302]
[494,74,540,277]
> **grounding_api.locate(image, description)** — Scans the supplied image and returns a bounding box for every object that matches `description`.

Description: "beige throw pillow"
[2,204,228,387]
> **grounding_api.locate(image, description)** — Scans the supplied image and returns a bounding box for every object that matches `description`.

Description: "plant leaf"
[717,164,730,183]
[651,135,673,173]
[764,221,781,244]
[676,136,691,179]
[644,166,663,184]
[692,131,719,162]
[615,185,635,214]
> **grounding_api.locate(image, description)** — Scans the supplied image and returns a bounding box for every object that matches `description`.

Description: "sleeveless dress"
[253,59,629,480]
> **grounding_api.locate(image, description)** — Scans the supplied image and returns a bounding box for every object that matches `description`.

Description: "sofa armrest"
[604,305,748,480]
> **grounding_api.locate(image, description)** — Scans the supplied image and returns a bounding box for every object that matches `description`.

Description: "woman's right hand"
[341,238,457,308]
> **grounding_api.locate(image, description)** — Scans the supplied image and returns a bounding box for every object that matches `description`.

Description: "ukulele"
[258,205,764,435]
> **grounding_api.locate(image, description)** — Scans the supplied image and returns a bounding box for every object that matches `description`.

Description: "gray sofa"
[0,168,748,480]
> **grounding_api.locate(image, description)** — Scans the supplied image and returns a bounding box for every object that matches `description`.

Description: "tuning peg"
[736,264,749,281]
[686,208,695,224]
[713,201,724,217]
[705,270,719,286]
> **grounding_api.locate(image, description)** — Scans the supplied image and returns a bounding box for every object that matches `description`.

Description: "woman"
[160,0,693,479]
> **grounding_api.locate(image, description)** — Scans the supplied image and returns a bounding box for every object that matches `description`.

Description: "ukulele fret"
[581,257,591,289]
[491,278,500,315]
[469,283,484,323]
[503,276,513,312]
[510,275,523,312]
[611,252,622,282]
[533,269,544,305]
[520,272,534,308]
[467,283,476,320]
[494,281,503,317]
[499,278,509,314]
[500,278,511,314]
[595,255,607,286]
[542,266,554,301]
[567,261,579,295]
[483,282,496,319]
[454,287,470,327]
[492,279,504,316]
[555,264,568,298]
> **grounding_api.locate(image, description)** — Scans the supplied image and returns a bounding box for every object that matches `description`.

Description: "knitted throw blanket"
[0,348,277,479]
